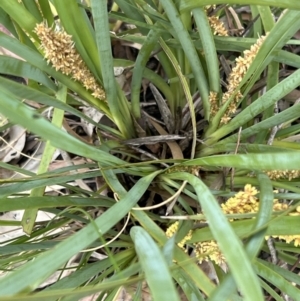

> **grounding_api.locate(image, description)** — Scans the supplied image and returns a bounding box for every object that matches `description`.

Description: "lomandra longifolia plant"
[0,1,300,300]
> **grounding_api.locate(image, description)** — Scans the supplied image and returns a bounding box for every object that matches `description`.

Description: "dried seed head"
[209,91,219,117]
[271,235,300,247]
[165,221,179,238]
[265,170,300,181]
[194,240,225,266]
[221,184,260,216]
[177,230,192,251]
[165,222,192,252]
[208,16,228,36]
[34,22,105,100]
[220,34,267,124]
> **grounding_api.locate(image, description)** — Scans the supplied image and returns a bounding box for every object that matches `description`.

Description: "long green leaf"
[37,0,54,26]
[130,226,180,301]
[91,0,134,138]
[255,6,278,142]
[0,1,38,38]
[259,279,282,301]
[0,76,121,137]
[257,5,275,31]
[0,7,18,37]
[21,84,67,234]
[0,196,113,211]
[158,38,197,158]
[22,0,43,22]
[254,259,300,300]
[0,171,101,198]
[115,0,150,35]
[257,258,300,286]
[220,102,300,145]
[184,152,300,171]
[193,7,220,93]
[159,0,209,119]
[247,173,274,257]
[0,56,56,90]
[173,270,206,301]
[198,142,298,157]
[131,28,161,118]
[180,0,300,12]
[113,58,175,107]
[275,50,300,68]
[190,216,300,243]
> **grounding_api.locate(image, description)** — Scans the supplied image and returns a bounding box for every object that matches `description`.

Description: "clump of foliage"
[0,1,300,300]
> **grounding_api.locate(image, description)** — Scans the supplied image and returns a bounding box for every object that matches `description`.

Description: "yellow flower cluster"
[272,234,300,247]
[266,170,300,181]
[220,35,267,124]
[34,23,105,100]
[221,184,259,216]
[165,221,192,252]
[178,230,193,250]
[165,221,179,238]
[194,240,225,266]
[209,91,219,117]
[194,184,300,266]
[208,16,229,37]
